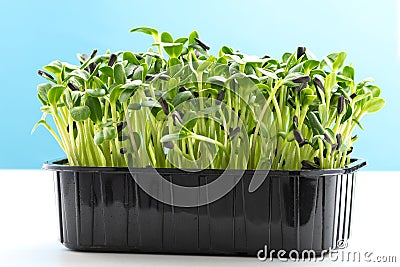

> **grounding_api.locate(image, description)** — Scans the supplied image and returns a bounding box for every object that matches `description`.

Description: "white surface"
[0,170,399,266]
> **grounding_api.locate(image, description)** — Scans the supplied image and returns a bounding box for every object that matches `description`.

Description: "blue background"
[0,0,398,170]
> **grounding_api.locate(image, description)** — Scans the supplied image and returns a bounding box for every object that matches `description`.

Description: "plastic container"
[44,159,366,256]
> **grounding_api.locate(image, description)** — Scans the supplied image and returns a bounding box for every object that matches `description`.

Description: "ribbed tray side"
[54,168,359,256]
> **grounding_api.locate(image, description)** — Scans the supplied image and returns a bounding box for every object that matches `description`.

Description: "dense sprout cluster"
[34,27,385,169]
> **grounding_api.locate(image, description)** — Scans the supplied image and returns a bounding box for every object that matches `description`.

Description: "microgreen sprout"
[33,26,385,170]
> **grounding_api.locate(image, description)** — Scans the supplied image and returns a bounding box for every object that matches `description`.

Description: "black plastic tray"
[44,159,366,256]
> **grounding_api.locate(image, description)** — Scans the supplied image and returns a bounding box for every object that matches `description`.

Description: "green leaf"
[128,103,141,110]
[70,106,91,121]
[69,69,90,80]
[119,89,134,103]
[123,51,141,65]
[198,55,216,73]
[206,76,227,87]
[366,85,381,97]
[47,85,65,106]
[109,85,123,104]
[86,88,106,97]
[130,26,159,40]
[188,30,199,44]
[99,66,114,78]
[130,132,141,150]
[94,130,104,145]
[199,105,221,115]
[141,99,161,108]
[364,97,385,113]
[168,57,182,70]
[160,133,188,143]
[353,118,364,130]
[71,91,82,107]
[92,76,106,89]
[161,32,174,43]
[158,42,183,58]
[175,37,188,44]
[44,60,63,74]
[318,103,328,125]
[31,119,47,135]
[219,45,234,56]
[183,111,198,130]
[171,91,193,107]
[114,63,126,85]
[121,80,142,89]
[324,73,336,93]
[103,126,117,140]
[341,104,353,123]
[303,60,320,73]
[257,68,278,79]
[308,112,325,135]
[339,143,348,153]
[132,65,144,81]
[37,83,52,105]
[333,52,347,71]
[342,66,354,81]
[85,96,102,123]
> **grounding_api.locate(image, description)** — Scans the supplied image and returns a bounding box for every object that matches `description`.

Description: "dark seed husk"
[336,133,342,148]
[314,157,320,166]
[293,115,298,128]
[296,82,308,92]
[89,62,97,74]
[302,160,319,169]
[194,37,210,50]
[120,148,127,154]
[172,111,183,126]
[216,90,225,105]
[118,133,129,141]
[38,70,55,81]
[135,54,143,60]
[90,49,98,59]
[350,93,357,99]
[162,141,174,149]
[127,65,139,79]
[294,129,305,146]
[81,54,89,61]
[67,82,79,91]
[159,97,169,115]
[179,86,186,92]
[117,121,127,132]
[193,92,199,98]
[292,75,310,84]
[262,54,271,59]
[313,76,324,91]
[66,121,77,132]
[337,95,345,114]
[324,132,332,144]
[229,127,240,139]
[297,47,306,60]
[347,147,353,155]
[146,74,155,81]
[331,144,338,152]
[108,53,117,67]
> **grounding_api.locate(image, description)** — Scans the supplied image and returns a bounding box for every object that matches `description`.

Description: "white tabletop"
[0,170,399,266]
